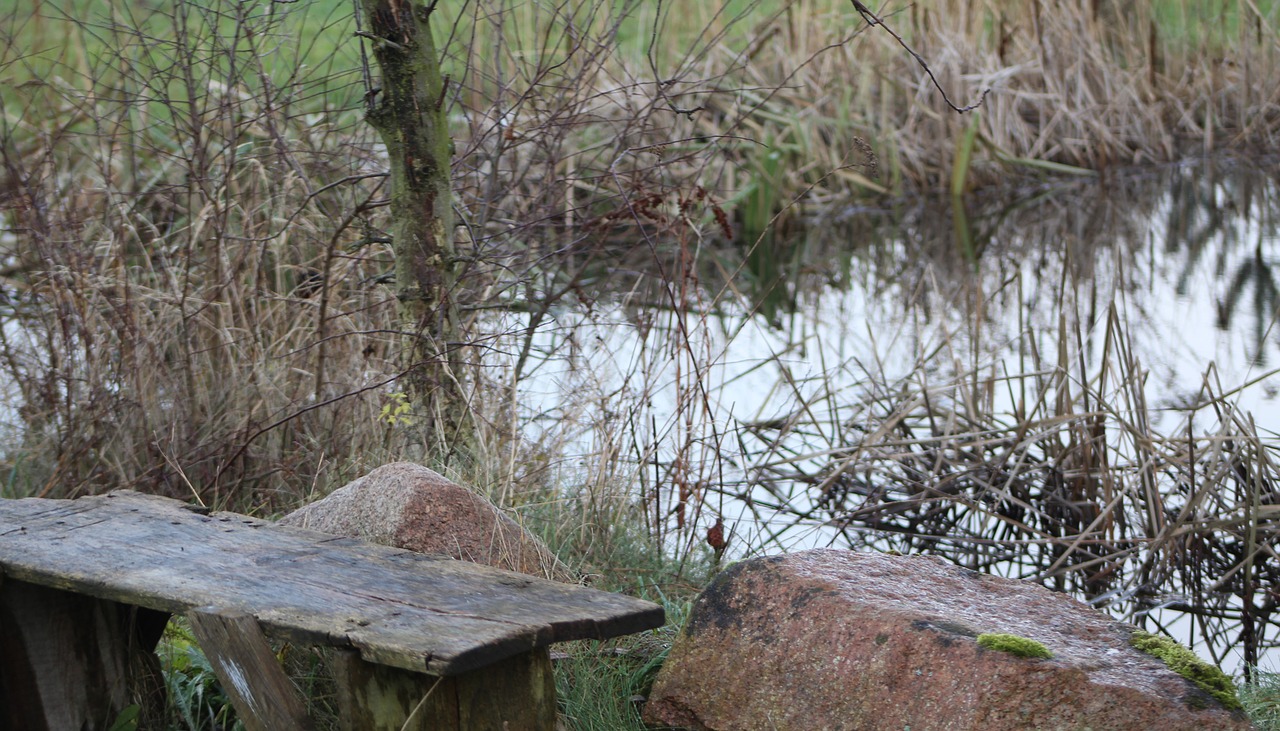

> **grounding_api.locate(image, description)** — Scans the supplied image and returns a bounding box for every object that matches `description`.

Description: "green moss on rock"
[976,633,1053,659]
[1129,630,1241,711]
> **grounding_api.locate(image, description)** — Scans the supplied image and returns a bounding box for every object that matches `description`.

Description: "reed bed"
[446,0,1280,222]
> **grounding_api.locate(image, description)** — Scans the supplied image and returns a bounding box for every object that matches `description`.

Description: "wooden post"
[0,573,167,731]
[187,607,317,731]
[333,647,556,731]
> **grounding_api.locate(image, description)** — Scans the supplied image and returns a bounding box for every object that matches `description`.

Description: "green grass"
[1,0,364,120]
[156,620,243,731]
[1242,667,1280,731]
[555,592,689,731]
[1149,0,1277,46]
[516,485,710,729]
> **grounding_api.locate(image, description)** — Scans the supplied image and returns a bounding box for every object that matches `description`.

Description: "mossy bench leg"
[0,573,168,731]
[333,647,556,731]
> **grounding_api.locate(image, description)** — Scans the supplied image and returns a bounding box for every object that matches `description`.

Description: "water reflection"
[802,159,1280,417]
[507,157,1280,673]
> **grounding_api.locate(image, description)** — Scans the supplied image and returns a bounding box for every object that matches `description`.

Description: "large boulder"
[278,462,574,582]
[644,549,1252,731]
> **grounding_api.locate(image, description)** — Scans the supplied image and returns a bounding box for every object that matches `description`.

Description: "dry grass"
[0,0,399,506]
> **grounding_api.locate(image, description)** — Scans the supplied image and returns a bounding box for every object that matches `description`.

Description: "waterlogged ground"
[501,157,1280,673]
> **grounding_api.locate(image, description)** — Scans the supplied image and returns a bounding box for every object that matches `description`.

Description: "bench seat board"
[0,491,664,676]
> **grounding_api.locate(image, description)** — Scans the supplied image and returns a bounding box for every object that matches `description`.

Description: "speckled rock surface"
[278,462,574,582]
[643,549,1253,731]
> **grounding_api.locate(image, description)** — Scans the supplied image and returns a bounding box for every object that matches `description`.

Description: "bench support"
[187,607,318,731]
[334,647,556,731]
[0,574,167,731]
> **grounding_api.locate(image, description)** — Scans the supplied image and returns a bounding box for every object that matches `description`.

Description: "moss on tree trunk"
[360,0,467,447]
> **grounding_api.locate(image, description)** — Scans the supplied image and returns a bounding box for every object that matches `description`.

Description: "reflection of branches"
[1167,171,1229,297]
[1216,254,1279,367]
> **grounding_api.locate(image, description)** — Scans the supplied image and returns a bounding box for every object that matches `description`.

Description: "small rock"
[278,462,574,582]
[643,549,1253,731]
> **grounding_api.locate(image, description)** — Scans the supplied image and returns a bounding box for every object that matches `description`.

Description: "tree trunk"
[360,0,468,449]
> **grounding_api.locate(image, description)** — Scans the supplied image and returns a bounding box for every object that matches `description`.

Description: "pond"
[503,156,1280,675]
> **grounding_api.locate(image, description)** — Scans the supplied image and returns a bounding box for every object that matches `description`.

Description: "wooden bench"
[0,490,665,731]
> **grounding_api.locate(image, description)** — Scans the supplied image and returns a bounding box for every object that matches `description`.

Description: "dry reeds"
[431,0,1280,246]
[679,0,1280,203]
[0,0,397,505]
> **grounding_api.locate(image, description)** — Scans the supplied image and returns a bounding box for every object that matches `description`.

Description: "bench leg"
[187,607,318,731]
[0,575,168,731]
[333,647,556,731]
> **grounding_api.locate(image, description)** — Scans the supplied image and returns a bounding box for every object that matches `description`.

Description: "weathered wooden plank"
[0,575,167,731]
[187,607,317,731]
[0,491,664,675]
[332,647,555,731]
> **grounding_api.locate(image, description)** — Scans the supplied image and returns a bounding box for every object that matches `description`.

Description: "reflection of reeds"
[516,162,1280,675]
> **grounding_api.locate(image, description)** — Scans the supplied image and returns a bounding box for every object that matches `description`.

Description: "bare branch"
[849,0,989,114]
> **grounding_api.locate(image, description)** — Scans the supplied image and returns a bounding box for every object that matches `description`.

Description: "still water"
[503,157,1280,674]
[515,158,1280,520]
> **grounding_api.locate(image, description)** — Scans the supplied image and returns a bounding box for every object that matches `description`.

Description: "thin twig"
[848,0,989,113]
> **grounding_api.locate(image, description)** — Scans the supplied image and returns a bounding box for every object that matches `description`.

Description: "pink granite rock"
[278,462,574,582]
[643,549,1252,731]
